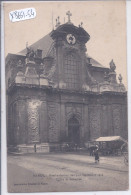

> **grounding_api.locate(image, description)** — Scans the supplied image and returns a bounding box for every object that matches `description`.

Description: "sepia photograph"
[2,0,129,193]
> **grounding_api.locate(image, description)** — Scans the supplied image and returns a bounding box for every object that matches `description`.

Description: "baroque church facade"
[6,12,127,152]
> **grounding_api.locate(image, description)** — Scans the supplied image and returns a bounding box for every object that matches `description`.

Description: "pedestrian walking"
[34,144,37,153]
[94,147,99,163]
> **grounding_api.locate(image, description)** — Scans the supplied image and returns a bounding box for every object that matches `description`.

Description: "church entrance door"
[68,116,80,144]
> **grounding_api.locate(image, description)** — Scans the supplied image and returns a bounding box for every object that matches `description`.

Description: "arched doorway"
[68,116,80,144]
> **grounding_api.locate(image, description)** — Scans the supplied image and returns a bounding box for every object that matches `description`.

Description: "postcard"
[2,0,129,193]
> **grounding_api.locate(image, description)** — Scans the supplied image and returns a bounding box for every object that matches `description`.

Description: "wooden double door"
[68,116,80,144]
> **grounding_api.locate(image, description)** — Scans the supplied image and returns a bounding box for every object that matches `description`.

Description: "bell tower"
[50,11,90,90]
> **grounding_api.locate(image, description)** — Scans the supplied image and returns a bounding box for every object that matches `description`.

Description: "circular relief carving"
[66,34,76,45]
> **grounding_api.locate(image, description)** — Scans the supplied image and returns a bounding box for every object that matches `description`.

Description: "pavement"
[7,153,129,193]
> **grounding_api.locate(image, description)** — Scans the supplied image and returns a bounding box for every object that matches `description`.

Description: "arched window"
[64,53,80,89]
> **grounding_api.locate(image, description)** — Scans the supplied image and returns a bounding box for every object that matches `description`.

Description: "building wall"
[7,87,128,146]
[6,23,128,148]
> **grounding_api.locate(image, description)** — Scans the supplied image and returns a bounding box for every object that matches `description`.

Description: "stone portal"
[68,116,80,144]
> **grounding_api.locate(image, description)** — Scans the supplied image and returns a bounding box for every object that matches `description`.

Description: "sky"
[3,1,127,86]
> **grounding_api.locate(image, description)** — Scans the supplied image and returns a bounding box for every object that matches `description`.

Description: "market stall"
[95,136,127,156]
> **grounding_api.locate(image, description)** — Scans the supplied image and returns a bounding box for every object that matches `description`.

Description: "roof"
[51,23,90,43]
[18,33,54,58]
[17,28,106,69]
[87,54,107,69]
[95,136,127,143]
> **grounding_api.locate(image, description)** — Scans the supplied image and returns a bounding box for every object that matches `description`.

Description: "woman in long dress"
[94,148,99,163]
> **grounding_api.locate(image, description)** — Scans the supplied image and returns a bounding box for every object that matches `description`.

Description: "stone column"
[79,44,89,90]
[13,102,19,145]
[60,103,66,142]
[101,105,108,136]
[48,102,60,142]
[27,100,41,144]
[121,104,128,139]
[107,105,113,136]
[83,104,89,141]
[8,102,13,145]
[112,104,122,136]
[17,100,26,144]
[39,101,48,142]
[89,105,101,140]
[56,39,66,89]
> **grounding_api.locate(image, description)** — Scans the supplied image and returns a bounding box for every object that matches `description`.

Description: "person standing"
[34,144,37,153]
[94,148,99,163]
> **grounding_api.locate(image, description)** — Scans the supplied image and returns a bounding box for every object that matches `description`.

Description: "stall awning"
[95,136,127,143]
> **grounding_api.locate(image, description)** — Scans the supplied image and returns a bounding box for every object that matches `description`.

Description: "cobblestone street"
[7,153,129,193]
